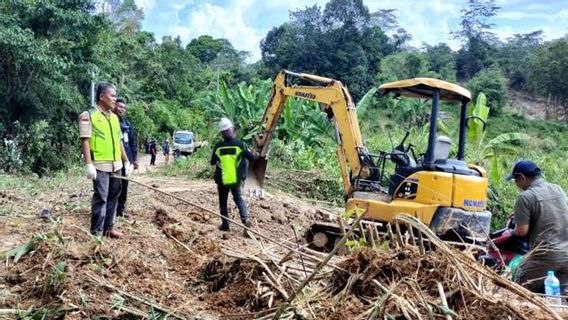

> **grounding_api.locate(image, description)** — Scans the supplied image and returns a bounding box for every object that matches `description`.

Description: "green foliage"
[0,0,104,175]
[378,52,430,82]
[15,307,51,320]
[467,92,489,144]
[466,65,508,115]
[495,31,543,90]
[424,43,457,82]
[187,35,228,64]
[260,0,395,99]
[453,0,500,80]
[527,38,568,114]
[3,233,47,263]
[44,262,66,295]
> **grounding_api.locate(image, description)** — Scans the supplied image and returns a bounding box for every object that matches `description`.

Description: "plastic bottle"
[544,270,562,306]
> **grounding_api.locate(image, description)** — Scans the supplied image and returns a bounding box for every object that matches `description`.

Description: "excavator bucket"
[245,156,268,195]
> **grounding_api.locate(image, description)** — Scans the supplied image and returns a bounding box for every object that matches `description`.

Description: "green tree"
[424,43,456,82]
[377,52,431,82]
[527,38,568,121]
[260,0,395,99]
[453,0,500,80]
[0,0,109,174]
[495,31,543,90]
[187,35,229,64]
[466,65,508,115]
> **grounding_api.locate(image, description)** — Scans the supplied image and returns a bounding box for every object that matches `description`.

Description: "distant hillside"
[508,89,566,122]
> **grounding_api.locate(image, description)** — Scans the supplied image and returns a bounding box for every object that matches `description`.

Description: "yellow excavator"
[247,70,491,251]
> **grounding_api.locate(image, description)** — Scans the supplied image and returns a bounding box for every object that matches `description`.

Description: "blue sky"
[134,0,568,62]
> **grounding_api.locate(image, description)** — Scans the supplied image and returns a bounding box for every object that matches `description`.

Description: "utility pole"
[90,69,95,107]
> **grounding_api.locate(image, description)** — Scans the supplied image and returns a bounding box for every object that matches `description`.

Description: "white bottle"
[544,270,562,306]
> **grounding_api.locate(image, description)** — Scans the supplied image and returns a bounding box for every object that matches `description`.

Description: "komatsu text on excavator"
[246,70,491,251]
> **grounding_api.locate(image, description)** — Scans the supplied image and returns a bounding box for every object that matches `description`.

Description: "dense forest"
[1,0,568,221]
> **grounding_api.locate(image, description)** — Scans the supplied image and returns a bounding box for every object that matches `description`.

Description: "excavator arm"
[247,70,379,197]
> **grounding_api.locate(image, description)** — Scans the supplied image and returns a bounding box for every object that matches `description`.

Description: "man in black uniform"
[113,98,138,217]
[210,118,256,232]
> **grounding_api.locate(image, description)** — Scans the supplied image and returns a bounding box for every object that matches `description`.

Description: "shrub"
[467,65,509,115]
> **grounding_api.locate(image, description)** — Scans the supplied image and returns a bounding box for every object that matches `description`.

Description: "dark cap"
[506,160,541,181]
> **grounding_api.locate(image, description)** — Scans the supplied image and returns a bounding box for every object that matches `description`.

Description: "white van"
[172,130,195,156]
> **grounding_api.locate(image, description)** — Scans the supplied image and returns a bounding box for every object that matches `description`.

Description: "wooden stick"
[417,228,425,255]
[367,225,376,247]
[407,223,416,247]
[394,221,404,247]
[387,223,396,248]
[113,175,341,270]
[437,282,453,320]
[165,233,195,254]
[271,208,368,319]
[86,273,193,320]
[337,216,346,236]
[373,224,381,245]
[292,226,308,277]
[0,310,17,315]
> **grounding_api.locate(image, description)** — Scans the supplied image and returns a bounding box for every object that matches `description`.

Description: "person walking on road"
[78,82,132,238]
[149,138,157,165]
[162,139,170,165]
[113,98,138,218]
[507,160,568,293]
[210,118,256,232]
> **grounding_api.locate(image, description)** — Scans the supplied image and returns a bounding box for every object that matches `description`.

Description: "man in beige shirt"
[79,82,132,238]
[508,160,568,293]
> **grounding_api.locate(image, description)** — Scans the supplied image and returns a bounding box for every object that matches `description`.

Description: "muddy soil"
[1,156,565,319]
[0,156,332,319]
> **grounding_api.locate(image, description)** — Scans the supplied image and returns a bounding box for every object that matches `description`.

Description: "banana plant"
[356,87,378,116]
[468,92,490,148]
[466,93,530,182]
[196,79,272,141]
[196,79,333,148]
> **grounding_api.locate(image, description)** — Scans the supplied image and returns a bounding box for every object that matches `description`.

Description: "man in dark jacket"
[113,98,138,217]
[210,117,257,232]
[149,138,157,165]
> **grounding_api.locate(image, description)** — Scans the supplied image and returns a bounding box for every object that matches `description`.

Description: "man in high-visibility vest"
[79,82,132,238]
[210,118,257,232]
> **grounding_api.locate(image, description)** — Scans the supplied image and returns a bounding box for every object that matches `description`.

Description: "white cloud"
[499,11,540,20]
[169,2,263,61]
[523,3,550,11]
[140,0,568,61]
[365,0,462,50]
[500,9,568,22]
[134,0,157,12]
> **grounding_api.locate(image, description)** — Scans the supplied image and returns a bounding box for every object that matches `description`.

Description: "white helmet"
[218,117,234,132]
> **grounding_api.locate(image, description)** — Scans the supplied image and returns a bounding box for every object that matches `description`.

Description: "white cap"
[218,117,234,132]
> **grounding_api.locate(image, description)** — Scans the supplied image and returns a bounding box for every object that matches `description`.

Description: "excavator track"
[303,220,486,254]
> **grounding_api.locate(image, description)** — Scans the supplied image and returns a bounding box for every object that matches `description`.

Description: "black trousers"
[218,184,248,228]
[91,170,122,235]
[150,153,156,165]
[116,166,129,216]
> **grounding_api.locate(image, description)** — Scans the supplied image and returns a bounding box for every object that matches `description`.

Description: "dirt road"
[0,156,332,318]
[2,159,562,319]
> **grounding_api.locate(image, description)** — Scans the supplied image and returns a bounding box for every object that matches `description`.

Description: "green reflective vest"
[88,108,122,162]
[215,146,243,186]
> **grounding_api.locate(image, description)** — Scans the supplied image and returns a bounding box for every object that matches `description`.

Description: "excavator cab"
[378,78,484,196]
[344,78,492,243]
